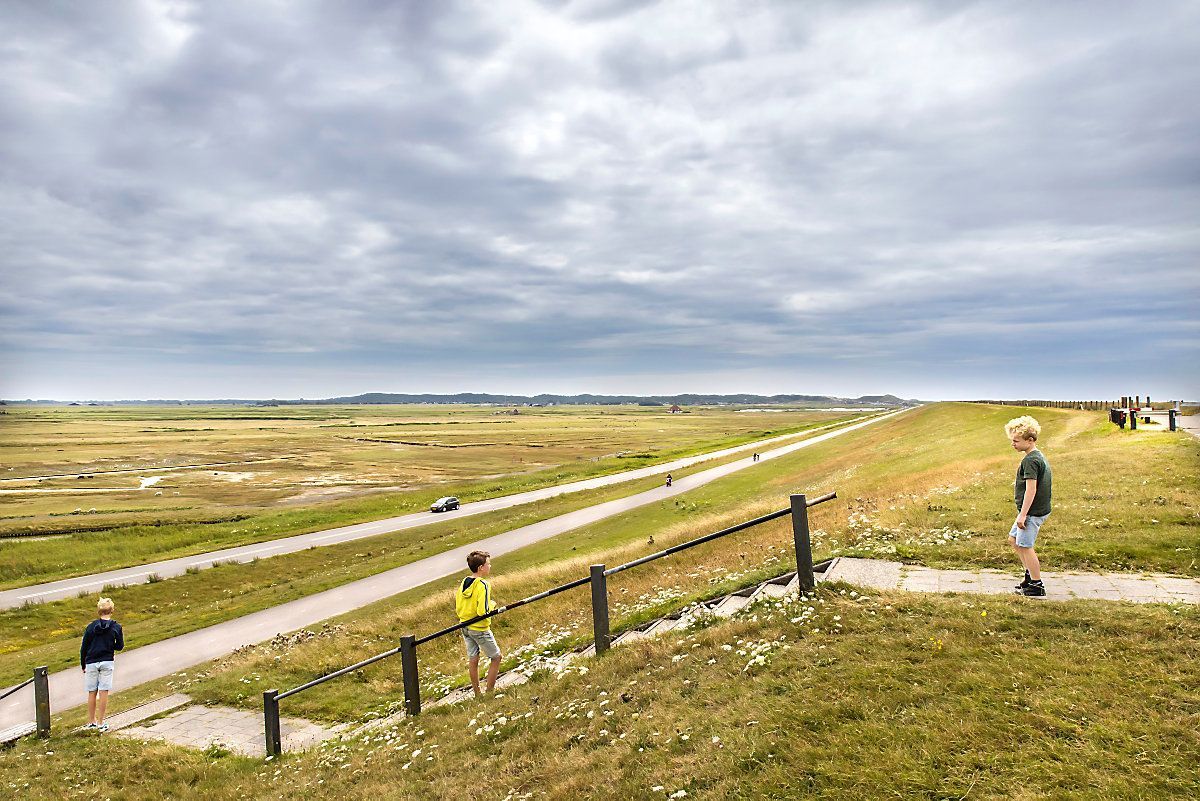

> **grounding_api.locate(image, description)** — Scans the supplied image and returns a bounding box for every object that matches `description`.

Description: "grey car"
[430,496,460,512]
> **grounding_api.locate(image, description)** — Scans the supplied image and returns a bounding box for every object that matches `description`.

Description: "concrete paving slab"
[828,559,1199,604]
[823,558,903,590]
[115,704,344,757]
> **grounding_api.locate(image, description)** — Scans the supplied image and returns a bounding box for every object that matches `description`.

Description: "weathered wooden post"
[791,494,815,592]
[262,689,281,756]
[590,565,611,655]
[33,666,50,738]
[400,635,421,716]
[1169,409,1177,431]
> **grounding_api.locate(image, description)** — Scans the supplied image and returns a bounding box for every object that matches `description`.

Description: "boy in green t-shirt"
[1005,416,1052,597]
[455,550,502,696]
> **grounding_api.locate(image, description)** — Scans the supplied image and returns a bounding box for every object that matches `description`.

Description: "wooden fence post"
[590,565,611,655]
[34,666,50,738]
[263,689,281,757]
[791,495,815,592]
[400,635,421,716]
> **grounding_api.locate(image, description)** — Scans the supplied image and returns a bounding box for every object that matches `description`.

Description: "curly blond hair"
[97,597,115,615]
[1005,415,1041,441]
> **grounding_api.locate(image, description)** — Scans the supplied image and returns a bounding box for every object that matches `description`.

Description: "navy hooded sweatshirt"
[80,618,124,668]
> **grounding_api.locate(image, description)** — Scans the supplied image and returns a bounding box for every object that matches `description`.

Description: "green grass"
[8,402,1189,711]
[3,588,1195,800]
[0,409,863,587]
[174,403,1200,718]
[3,402,1196,798]
[0,414,883,687]
[0,448,762,688]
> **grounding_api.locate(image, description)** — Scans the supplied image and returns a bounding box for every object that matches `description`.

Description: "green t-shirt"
[1014,449,1052,517]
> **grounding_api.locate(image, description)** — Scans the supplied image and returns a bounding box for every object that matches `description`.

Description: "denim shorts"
[84,660,115,692]
[1008,513,1049,548]
[462,629,501,660]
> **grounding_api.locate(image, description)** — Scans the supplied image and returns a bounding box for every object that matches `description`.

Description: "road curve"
[0,414,881,609]
[0,407,909,728]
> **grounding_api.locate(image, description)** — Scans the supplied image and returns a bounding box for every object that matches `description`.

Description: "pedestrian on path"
[455,551,502,697]
[81,597,124,731]
[665,473,673,487]
[1005,416,1052,597]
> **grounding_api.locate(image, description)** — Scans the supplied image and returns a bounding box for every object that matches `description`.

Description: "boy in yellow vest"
[456,550,502,696]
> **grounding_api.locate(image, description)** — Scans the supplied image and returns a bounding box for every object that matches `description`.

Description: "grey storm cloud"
[1,0,1197,399]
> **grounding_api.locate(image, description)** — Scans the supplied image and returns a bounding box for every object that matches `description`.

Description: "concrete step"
[428,686,476,709]
[0,721,34,745]
[756,582,790,599]
[495,671,529,690]
[644,617,681,637]
[611,627,651,647]
[710,593,752,617]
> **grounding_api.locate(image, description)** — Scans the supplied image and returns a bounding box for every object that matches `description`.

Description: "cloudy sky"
[1,0,1197,401]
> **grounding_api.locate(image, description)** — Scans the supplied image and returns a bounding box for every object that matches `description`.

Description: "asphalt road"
[1,414,880,610]
[0,408,907,728]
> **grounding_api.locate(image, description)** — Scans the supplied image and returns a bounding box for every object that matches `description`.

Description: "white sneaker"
[96,723,109,733]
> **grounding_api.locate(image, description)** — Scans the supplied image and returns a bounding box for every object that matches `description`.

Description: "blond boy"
[455,550,502,696]
[1005,416,1052,597]
[80,597,124,731]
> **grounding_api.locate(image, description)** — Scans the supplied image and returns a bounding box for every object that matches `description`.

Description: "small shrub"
[146,573,163,584]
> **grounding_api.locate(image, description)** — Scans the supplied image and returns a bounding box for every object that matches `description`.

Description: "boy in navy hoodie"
[81,597,124,731]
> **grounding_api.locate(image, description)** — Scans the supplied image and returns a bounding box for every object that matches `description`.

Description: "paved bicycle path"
[0,408,909,728]
[0,413,887,610]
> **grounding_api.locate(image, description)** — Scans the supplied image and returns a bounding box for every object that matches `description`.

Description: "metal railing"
[262,491,834,756]
[0,667,51,739]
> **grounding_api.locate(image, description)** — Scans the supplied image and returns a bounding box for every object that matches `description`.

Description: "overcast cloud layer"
[1,0,1197,400]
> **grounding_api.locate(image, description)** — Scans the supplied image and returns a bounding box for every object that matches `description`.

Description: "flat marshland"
[2,403,1197,799]
[0,404,857,587]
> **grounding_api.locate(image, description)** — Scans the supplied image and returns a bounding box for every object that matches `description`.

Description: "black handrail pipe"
[0,676,33,703]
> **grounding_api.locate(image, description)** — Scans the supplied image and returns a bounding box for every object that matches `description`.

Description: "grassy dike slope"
[3,403,1197,799]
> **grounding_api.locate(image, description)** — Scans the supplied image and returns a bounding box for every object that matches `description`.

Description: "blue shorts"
[462,629,501,660]
[84,660,115,692]
[1008,513,1049,548]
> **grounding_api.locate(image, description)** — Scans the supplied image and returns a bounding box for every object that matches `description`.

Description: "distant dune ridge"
[4,392,921,406]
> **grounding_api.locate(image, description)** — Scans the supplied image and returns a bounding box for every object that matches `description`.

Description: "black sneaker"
[1015,573,1031,591]
[1017,582,1046,597]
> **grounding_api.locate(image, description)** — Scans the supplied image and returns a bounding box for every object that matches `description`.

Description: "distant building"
[669,404,683,413]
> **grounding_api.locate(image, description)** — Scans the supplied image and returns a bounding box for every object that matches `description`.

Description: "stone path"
[823,557,1200,603]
